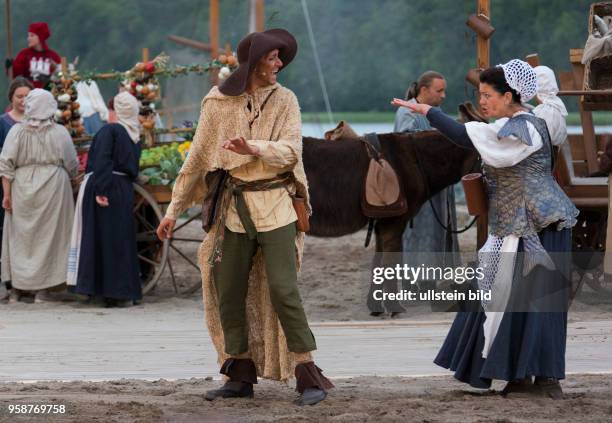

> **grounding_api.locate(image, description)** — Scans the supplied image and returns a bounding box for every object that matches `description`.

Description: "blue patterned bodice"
[483,114,578,237]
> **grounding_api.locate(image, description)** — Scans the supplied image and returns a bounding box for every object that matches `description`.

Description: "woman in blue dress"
[69,92,142,307]
[0,77,33,302]
[393,59,578,399]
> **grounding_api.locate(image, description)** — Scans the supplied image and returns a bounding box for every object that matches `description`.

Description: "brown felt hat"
[219,28,298,96]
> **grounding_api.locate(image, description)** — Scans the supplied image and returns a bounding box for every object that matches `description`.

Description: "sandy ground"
[142,215,612,322]
[2,213,612,422]
[1,375,612,422]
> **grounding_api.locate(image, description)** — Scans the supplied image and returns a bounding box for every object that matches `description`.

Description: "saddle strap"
[362,132,382,160]
[365,218,375,248]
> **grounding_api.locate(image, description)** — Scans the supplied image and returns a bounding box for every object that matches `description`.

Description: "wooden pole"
[142,47,150,63]
[558,90,612,96]
[255,0,265,31]
[210,0,219,85]
[249,0,264,33]
[476,0,490,70]
[476,0,490,250]
[5,0,13,79]
[60,57,68,75]
[167,35,212,52]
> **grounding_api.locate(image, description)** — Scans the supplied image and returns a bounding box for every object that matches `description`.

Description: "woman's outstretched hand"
[391,98,432,115]
[221,137,260,156]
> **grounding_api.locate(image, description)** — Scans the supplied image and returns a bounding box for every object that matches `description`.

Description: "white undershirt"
[465,111,543,168]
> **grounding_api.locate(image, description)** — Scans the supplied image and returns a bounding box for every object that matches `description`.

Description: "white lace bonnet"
[498,59,537,103]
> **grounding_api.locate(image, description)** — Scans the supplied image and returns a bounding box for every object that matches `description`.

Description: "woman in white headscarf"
[533,66,568,146]
[393,60,578,399]
[0,88,78,303]
[75,80,109,135]
[69,92,142,307]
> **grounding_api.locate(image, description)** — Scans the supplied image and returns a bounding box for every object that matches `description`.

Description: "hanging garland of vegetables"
[51,52,240,186]
[50,71,86,137]
[120,54,169,129]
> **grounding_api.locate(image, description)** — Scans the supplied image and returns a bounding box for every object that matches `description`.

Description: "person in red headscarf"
[9,22,61,89]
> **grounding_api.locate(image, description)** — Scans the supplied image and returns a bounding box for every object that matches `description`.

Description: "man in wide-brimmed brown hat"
[157,28,333,406]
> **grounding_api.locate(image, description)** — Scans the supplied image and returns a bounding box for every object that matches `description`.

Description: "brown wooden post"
[476,0,490,71]
[255,0,265,31]
[142,47,150,63]
[61,57,68,75]
[5,0,13,79]
[476,0,490,249]
[210,0,220,85]
[569,49,599,174]
[167,35,212,52]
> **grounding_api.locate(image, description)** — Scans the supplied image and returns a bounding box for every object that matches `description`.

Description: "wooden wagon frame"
[553,47,612,294]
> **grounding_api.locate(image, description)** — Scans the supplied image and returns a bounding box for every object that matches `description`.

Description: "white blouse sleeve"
[465,119,543,168]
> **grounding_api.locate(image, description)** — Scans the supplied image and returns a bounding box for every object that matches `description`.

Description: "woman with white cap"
[75,80,109,135]
[533,66,568,147]
[69,92,142,307]
[0,88,78,303]
[393,59,578,399]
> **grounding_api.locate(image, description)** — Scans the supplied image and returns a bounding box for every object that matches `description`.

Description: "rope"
[412,142,479,234]
[300,0,334,124]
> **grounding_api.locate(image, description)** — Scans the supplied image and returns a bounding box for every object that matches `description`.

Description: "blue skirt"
[434,225,571,389]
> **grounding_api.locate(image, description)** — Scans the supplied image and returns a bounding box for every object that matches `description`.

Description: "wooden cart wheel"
[164,210,203,295]
[134,183,203,296]
[133,183,169,294]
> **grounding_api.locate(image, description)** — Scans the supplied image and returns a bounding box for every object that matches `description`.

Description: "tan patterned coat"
[165,83,309,381]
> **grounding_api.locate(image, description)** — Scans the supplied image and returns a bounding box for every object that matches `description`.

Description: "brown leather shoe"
[205,358,258,401]
[294,362,334,406]
[535,377,564,400]
[205,381,254,401]
[501,377,534,396]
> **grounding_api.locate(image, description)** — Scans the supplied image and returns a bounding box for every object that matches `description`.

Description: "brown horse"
[302,131,479,314]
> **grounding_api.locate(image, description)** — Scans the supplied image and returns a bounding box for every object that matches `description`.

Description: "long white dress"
[0,122,78,290]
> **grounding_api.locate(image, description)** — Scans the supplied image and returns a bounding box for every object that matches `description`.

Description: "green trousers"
[212,223,316,355]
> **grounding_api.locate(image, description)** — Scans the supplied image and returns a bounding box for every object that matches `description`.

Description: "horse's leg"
[366,223,385,315]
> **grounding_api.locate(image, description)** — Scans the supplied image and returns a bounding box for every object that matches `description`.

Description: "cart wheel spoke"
[167,256,179,294]
[173,213,200,232]
[169,243,200,271]
[134,211,157,231]
[138,254,162,267]
[133,196,145,213]
[136,230,159,243]
[137,242,160,255]
[169,237,202,243]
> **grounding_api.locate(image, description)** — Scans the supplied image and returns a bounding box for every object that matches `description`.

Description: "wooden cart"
[133,182,204,296]
[556,48,612,294]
